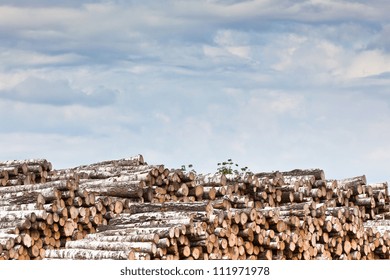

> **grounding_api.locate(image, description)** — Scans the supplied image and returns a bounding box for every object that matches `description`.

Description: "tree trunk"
[195,173,227,186]
[44,248,131,260]
[65,240,157,254]
[78,179,144,198]
[84,233,159,244]
[281,169,325,181]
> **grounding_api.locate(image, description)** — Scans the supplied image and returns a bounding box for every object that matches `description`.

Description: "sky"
[1,0,390,184]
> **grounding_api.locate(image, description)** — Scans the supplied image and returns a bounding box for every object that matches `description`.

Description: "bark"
[0,179,75,194]
[0,203,44,212]
[73,168,152,181]
[188,185,204,198]
[108,214,195,229]
[98,227,177,239]
[0,190,62,207]
[283,175,316,186]
[125,201,213,215]
[176,183,189,197]
[0,233,20,250]
[369,182,389,193]
[0,159,51,172]
[354,196,375,208]
[0,219,32,230]
[337,175,367,188]
[44,248,131,260]
[78,179,144,198]
[77,155,145,169]
[0,210,48,222]
[65,240,157,254]
[195,173,227,186]
[177,171,196,182]
[281,169,325,181]
[84,233,159,244]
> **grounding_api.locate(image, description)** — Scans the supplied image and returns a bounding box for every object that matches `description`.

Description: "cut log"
[65,240,157,254]
[0,188,62,206]
[44,248,131,260]
[195,174,227,186]
[0,210,48,222]
[84,233,159,244]
[125,201,213,215]
[0,179,76,194]
[281,169,325,181]
[78,179,144,198]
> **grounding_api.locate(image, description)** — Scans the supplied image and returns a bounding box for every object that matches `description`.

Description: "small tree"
[181,164,196,173]
[216,158,252,177]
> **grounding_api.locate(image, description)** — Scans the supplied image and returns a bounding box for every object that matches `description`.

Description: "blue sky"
[1,0,390,183]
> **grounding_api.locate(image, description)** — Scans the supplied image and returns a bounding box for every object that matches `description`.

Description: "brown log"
[179,245,191,257]
[258,249,272,260]
[170,183,186,197]
[188,185,204,198]
[203,186,217,200]
[0,234,18,250]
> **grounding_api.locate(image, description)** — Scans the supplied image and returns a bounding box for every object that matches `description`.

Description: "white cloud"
[0,5,77,28]
[344,50,390,78]
[0,77,117,107]
[0,49,86,67]
[202,29,254,63]
[271,34,308,71]
[171,0,389,23]
[226,46,252,59]
[154,112,171,124]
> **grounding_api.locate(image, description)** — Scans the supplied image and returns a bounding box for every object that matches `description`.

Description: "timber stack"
[0,155,389,260]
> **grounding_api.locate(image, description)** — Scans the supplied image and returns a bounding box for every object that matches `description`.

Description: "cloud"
[344,50,390,78]
[0,49,86,69]
[171,0,389,24]
[0,77,117,107]
[0,0,389,185]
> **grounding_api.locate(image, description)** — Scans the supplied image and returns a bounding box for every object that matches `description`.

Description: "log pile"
[0,156,147,259]
[1,155,390,260]
[0,166,87,259]
[0,159,52,187]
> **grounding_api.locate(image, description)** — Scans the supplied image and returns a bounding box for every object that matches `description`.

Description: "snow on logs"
[0,155,390,260]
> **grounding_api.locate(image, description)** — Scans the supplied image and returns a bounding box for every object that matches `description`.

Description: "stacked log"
[0,159,52,187]
[44,157,226,260]
[1,155,390,260]
[45,202,213,260]
[0,156,148,259]
[0,174,84,259]
[45,165,390,260]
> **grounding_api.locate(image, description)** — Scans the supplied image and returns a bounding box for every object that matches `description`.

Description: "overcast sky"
[1,0,390,183]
